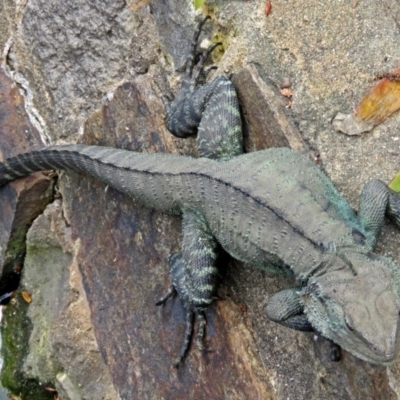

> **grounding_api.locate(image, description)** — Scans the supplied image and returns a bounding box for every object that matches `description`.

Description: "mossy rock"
[1,291,54,399]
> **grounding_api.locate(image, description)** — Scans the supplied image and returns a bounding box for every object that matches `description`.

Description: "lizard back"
[0,144,364,277]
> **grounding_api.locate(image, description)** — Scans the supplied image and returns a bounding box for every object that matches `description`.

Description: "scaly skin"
[1,18,400,366]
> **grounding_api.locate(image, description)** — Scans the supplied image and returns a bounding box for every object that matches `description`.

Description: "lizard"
[1,17,400,367]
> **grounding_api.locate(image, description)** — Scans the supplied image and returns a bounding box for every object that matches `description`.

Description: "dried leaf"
[280,88,292,98]
[130,0,150,12]
[21,290,32,303]
[333,66,400,135]
[356,66,400,126]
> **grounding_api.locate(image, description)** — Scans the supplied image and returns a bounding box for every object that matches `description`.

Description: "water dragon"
[1,18,400,366]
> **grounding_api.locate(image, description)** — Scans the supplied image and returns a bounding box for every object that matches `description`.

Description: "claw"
[195,311,206,350]
[190,42,222,84]
[161,95,173,115]
[174,309,194,367]
[171,307,208,367]
[156,285,176,306]
[185,16,212,78]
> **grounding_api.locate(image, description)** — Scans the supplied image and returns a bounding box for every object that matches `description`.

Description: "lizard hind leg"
[157,211,219,366]
[158,251,213,367]
[164,16,218,138]
[164,17,243,160]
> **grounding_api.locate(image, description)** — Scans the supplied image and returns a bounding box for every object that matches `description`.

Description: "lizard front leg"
[157,210,218,366]
[266,288,342,361]
[164,17,243,160]
[358,179,400,248]
[266,288,313,332]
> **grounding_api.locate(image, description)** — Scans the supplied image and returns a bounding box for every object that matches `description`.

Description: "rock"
[332,112,373,135]
[22,200,117,400]
[232,65,313,157]
[0,68,53,280]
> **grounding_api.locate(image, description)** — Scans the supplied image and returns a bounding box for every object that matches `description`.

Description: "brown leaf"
[355,66,400,126]
[333,65,400,135]
[21,290,32,303]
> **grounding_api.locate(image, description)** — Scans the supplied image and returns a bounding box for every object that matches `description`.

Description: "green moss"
[194,0,206,9]
[1,292,54,399]
[210,29,228,63]
[3,226,29,270]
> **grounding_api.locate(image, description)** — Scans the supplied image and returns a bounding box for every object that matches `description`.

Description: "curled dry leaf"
[280,77,291,89]
[280,87,292,108]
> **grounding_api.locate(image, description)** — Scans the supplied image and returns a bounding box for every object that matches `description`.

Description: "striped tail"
[0,144,208,214]
[0,145,112,186]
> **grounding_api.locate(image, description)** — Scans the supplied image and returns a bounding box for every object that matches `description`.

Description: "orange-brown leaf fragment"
[355,66,400,126]
[333,66,400,135]
[21,290,32,303]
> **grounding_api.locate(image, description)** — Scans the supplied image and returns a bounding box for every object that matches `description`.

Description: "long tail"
[0,144,204,213]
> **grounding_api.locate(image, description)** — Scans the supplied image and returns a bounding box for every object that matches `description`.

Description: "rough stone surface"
[0,68,52,278]
[231,65,314,158]
[22,200,118,400]
[0,24,116,399]
[2,0,158,143]
[0,0,400,399]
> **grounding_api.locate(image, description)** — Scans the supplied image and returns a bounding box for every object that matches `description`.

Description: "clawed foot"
[183,16,222,89]
[164,16,222,138]
[156,285,207,367]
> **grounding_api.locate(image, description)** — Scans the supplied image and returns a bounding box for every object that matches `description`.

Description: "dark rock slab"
[0,69,53,279]
[232,65,310,155]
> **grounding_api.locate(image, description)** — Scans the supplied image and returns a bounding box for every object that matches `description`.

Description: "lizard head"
[302,250,400,364]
